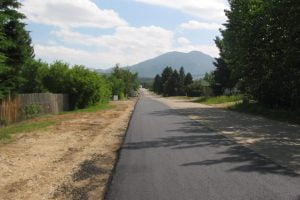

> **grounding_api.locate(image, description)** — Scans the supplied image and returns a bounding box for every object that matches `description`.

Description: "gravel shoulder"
[0,99,137,200]
[154,95,300,174]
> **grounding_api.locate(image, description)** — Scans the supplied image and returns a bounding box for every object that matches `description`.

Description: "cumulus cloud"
[34,27,219,68]
[177,37,191,46]
[35,26,174,68]
[20,0,127,28]
[180,20,222,30]
[54,26,173,53]
[53,26,173,63]
[35,44,127,68]
[20,0,221,68]
[134,0,228,21]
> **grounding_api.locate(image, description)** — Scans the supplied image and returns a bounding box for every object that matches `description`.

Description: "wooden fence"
[0,93,69,124]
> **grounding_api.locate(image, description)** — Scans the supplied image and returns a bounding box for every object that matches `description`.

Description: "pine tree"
[212,37,236,95]
[161,66,173,96]
[184,73,193,87]
[153,74,162,94]
[169,69,180,96]
[0,0,34,98]
[178,67,186,95]
[0,13,6,64]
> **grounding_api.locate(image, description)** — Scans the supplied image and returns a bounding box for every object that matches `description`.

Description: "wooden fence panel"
[0,95,21,124]
[0,93,69,124]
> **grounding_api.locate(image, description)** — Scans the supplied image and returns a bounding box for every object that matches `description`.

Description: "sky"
[20,0,229,69]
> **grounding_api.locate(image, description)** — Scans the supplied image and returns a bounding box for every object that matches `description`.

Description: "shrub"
[43,62,112,110]
[22,104,42,119]
[66,65,112,109]
[187,80,203,97]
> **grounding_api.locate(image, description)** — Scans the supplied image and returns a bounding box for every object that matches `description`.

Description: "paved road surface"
[106,96,300,200]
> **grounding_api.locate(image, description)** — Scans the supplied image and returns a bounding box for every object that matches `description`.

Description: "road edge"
[103,97,140,199]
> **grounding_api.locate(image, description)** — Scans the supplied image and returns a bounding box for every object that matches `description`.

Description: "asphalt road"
[105,96,300,200]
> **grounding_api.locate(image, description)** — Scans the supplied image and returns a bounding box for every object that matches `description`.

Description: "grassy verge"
[230,102,300,125]
[194,95,243,105]
[0,103,114,140]
[61,103,114,114]
[172,96,193,100]
[0,121,56,140]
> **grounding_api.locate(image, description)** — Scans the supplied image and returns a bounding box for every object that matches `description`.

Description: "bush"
[110,65,139,98]
[0,119,8,126]
[43,62,112,110]
[22,104,42,119]
[187,80,203,97]
[20,59,49,93]
[195,95,243,105]
[230,102,300,125]
[66,65,111,109]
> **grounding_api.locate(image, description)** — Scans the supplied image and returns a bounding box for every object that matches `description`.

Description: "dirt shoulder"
[0,99,137,200]
[154,95,300,174]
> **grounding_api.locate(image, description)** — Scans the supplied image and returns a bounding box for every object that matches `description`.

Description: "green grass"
[194,95,244,105]
[0,103,114,140]
[172,96,193,100]
[71,103,113,113]
[230,102,300,125]
[0,121,56,140]
[60,103,114,114]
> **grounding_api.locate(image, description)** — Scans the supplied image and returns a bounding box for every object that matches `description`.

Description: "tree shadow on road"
[124,108,299,177]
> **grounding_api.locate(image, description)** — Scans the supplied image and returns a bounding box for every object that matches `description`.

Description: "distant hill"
[96,51,215,78]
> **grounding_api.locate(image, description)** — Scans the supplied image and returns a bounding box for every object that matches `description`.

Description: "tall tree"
[0,12,8,99]
[178,67,186,95]
[0,0,34,97]
[203,72,214,86]
[184,73,193,87]
[161,66,173,96]
[168,69,180,96]
[20,59,49,93]
[212,37,236,95]
[221,0,300,107]
[153,74,162,94]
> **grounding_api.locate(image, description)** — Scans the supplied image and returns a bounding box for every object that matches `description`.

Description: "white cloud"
[34,27,219,68]
[180,20,222,30]
[134,0,228,21]
[21,0,222,68]
[177,37,191,46]
[21,0,127,28]
[35,26,174,68]
[35,44,99,65]
[35,44,126,68]
[54,26,173,54]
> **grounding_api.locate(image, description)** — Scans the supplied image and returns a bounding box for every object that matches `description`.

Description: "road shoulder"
[154,95,300,174]
[0,99,137,200]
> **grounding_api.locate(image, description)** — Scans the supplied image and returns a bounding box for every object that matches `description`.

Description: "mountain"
[96,51,215,78]
[128,51,215,78]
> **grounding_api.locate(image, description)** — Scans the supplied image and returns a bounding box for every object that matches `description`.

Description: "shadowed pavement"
[106,96,300,200]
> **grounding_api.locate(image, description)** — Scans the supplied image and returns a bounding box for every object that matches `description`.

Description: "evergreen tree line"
[0,0,139,109]
[211,0,300,108]
[152,67,193,96]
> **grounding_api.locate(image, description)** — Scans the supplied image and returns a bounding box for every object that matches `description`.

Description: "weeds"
[0,121,56,140]
[194,95,243,105]
[230,102,300,125]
